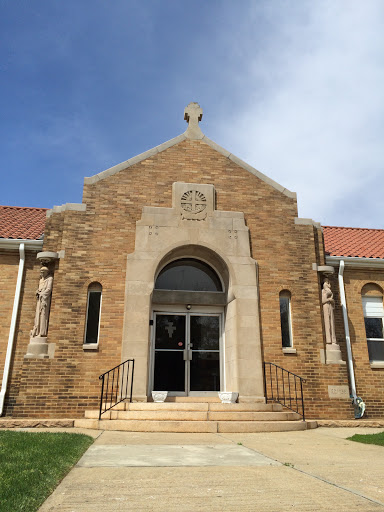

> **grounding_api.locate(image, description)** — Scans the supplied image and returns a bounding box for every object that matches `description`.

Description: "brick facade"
[1,132,383,420]
[338,269,384,417]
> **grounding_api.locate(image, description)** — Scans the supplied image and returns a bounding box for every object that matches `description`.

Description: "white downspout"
[338,260,357,401]
[0,243,25,415]
[338,259,365,418]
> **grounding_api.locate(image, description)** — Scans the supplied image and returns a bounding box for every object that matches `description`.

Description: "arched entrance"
[122,181,265,403]
[150,258,225,396]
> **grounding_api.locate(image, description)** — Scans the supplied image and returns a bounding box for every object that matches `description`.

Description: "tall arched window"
[84,282,102,346]
[362,283,384,362]
[280,290,293,348]
[155,258,223,292]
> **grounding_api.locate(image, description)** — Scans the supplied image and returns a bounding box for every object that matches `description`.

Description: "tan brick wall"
[1,251,43,415]
[339,268,384,418]
[3,139,378,419]
[0,250,19,379]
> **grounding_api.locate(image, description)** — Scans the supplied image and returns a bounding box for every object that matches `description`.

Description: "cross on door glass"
[165,322,176,338]
[155,315,185,349]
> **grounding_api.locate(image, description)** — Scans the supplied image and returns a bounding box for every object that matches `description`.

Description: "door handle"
[183,350,192,361]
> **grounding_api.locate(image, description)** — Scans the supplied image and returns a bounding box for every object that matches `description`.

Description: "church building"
[0,103,383,431]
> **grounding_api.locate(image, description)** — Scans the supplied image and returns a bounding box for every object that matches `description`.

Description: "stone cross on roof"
[184,102,203,140]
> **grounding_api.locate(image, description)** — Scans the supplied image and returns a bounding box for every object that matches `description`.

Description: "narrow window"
[362,293,384,362]
[84,282,102,345]
[280,291,293,348]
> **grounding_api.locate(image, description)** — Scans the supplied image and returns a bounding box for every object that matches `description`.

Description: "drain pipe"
[0,243,25,416]
[338,259,365,418]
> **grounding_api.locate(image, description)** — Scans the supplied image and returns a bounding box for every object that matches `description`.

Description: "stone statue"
[322,278,337,345]
[30,266,53,338]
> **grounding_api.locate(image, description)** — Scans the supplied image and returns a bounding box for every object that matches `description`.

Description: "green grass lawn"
[0,430,94,512]
[347,431,384,447]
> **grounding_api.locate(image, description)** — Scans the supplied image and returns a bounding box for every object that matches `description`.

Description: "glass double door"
[153,312,221,395]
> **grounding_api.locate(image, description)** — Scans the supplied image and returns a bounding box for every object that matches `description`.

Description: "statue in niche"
[322,278,338,345]
[30,266,53,338]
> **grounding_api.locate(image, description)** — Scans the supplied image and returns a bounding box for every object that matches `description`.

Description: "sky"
[1,1,383,228]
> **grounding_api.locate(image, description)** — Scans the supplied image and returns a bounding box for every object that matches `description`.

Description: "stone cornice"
[46,203,87,218]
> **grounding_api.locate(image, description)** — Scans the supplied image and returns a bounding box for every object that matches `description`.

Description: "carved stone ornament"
[180,190,207,220]
[184,102,203,140]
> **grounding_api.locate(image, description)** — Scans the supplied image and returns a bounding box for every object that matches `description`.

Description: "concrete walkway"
[36,427,384,511]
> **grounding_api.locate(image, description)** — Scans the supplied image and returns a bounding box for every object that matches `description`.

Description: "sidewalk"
[36,427,384,511]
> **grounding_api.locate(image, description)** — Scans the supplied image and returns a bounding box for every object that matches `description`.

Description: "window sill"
[83,344,99,351]
[282,347,297,354]
[370,361,384,369]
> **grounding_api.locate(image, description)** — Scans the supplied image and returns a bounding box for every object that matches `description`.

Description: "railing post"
[110,369,115,411]
[130,359,135,402]
[116,366,120,404]
[105,372,110,411]
[275,365,279,402]
[120,363,125,401]
[99,375,105,420]
[124,361,129,399]
[300,378,305,421]
[288,373,292,410]
[263,362,268,402]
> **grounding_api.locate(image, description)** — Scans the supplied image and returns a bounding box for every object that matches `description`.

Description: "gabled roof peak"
[83,103,296,199]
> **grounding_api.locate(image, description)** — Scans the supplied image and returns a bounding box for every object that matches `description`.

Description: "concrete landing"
[77,444,280,467]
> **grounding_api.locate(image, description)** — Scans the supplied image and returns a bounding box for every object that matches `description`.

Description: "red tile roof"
[0,206,47,240]
[323,226,384,259]
[1,205,383,259]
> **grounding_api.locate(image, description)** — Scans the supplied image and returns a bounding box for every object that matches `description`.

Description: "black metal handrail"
[263,362,306,421]
[99,359,135,419]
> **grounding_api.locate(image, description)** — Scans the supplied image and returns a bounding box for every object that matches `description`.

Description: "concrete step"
[75,418,217,432]
[96,402,283,413]
[74,418,310,433]
[161,396,264,403]
[207,403,283,412]
[163,396,222,403]
[87,411,208,421]
[208,411,301,421]
[85,409,299,421]
[124,402,210,411]
[217,421,308,433]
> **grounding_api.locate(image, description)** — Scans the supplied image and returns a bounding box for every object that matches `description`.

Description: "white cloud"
[212,1,384,228]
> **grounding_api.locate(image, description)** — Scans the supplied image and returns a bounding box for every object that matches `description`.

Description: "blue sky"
[1,1,383,228]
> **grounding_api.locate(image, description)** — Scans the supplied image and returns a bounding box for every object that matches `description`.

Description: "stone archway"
[121,182,264,402]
